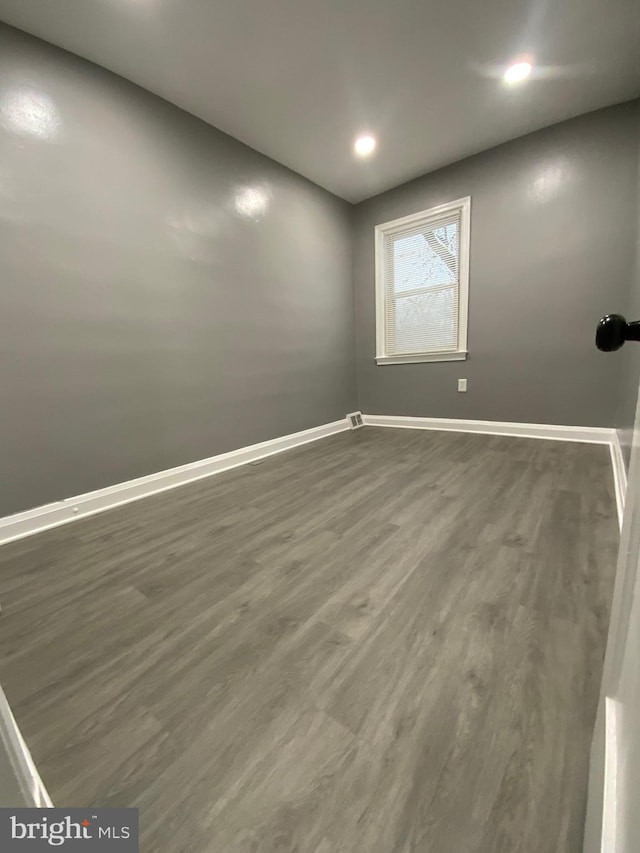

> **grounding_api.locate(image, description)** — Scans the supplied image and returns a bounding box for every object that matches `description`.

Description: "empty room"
[0,1,639,851]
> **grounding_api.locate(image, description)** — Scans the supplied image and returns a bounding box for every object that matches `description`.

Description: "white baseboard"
[0,419,349,546]
[0,413,626,546]
[362,414,615,444]
[609,431,627,531]
[363,414,625,530]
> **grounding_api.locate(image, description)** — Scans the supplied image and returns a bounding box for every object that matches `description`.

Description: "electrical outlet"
[458,378,467,392]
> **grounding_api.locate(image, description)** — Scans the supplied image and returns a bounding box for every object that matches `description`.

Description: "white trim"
[0,419,349,546]
[458,196,471,355]
[609,431,627,531]
[374,196,471,364]
[362,414,614,445]
[372,196,472,235]
[376,351,467,365]
[3,415,621,547]
[0,684,53,807]
[602,696,621,853]
[363,414,626,531]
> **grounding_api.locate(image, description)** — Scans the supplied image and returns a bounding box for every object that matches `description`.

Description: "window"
[375,196,470,364]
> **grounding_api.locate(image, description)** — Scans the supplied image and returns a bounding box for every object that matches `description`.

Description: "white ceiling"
[0,0,638,202]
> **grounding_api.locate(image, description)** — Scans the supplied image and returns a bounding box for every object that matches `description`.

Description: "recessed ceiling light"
[354,135,377,157]
[503,61,533,84]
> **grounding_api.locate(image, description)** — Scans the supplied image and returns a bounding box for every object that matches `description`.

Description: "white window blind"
[375,197,470,365]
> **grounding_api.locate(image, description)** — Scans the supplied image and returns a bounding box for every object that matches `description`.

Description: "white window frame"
[374,196,471,365]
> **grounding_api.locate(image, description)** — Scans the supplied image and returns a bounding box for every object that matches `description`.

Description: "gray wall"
[1,20,638,519]
[0,24,356,517]
[615,143,640,467]
[353,102,640,427]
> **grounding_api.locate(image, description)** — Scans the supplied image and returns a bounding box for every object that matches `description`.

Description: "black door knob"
[596,314,640,352]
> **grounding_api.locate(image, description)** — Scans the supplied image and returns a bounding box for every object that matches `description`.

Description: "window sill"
[376,351,467,365]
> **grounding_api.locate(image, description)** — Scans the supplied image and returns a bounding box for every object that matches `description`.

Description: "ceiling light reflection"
[0,87,61,141]
[234,185,270,219]
[530,161,568,204]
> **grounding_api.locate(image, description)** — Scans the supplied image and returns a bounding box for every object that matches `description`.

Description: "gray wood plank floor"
[0,428,618,852]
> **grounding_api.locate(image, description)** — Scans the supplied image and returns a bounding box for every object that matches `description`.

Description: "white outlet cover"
[458,378,467,392]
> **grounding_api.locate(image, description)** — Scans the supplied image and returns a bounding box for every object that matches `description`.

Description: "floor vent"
[347,412,364,429]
